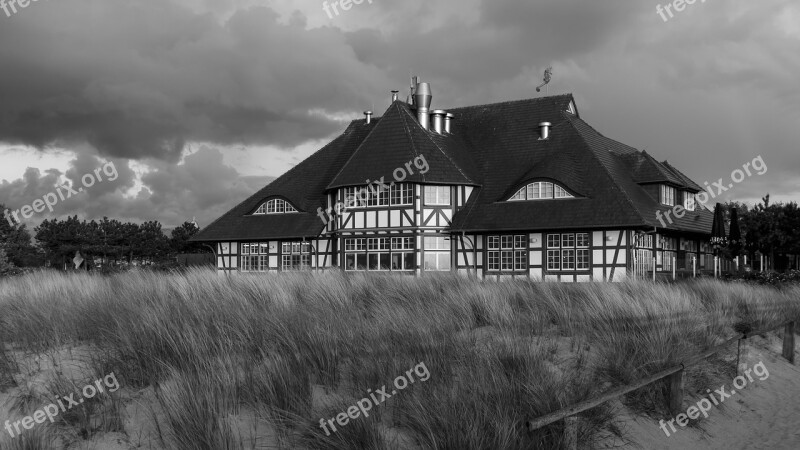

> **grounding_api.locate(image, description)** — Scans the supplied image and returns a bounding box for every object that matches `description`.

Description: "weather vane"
[535,66,553,95]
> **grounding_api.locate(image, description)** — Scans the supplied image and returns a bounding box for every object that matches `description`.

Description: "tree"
[170,222,204,254]
[0,203,40,266]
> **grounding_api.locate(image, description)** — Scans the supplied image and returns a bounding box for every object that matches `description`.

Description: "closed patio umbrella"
[710,203,727,277]
[729,207,742,271]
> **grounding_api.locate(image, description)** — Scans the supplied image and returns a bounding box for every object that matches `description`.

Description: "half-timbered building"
[192,81,714,281]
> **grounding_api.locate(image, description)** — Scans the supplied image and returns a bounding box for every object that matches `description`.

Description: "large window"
[684,192,696,211]
[487,235,527,272]
[423,236,450,271]
[254,199,298,214]
[509,181,574,201]
[241,242,269,272]
[423,186,451,206]
[345,237,415,271]
[281,242,310,271]
[546,233,590,271]
[343,183,414,208]
[660,185,676,206]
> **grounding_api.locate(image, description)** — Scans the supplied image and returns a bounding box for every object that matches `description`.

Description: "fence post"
[563,416,578,450]
[783,322,796,365]
[667,369,684,416]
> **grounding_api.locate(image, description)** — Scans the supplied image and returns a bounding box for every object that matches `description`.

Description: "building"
[191,80,714,281]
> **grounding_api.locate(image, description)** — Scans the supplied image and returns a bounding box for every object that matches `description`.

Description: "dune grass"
[0,269,799,449]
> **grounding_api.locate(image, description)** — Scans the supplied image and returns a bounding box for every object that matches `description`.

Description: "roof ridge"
[446,93,574,113]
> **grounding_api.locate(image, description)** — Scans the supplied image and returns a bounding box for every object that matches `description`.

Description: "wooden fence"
[526,321,796,449]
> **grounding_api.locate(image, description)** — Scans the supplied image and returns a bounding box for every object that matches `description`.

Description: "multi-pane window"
[684,192,696,211]
[281,242,310,271]
[487,234,527,272]
[659,236,677,271]
[546,233,590,271]
[660,185,676,206]
[343,183,414,208]
[254,199,298,215]
[509,182,573,201]
[423,236,451,271]
[345,237,415,271]
[423,186,451,206]
[390,183,414,206]
[241,242,268,272]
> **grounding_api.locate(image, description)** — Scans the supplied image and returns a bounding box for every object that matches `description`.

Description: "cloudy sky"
[0,0,798,229]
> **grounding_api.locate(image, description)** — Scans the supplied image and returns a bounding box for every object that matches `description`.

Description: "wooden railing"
[526,322,796,449]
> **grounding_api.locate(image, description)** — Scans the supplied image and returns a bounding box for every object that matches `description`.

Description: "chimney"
[364,111,373,124]
[445,113,454,134]
[391,90,399,102]
[409,76,419,105]
[538,122,551,140]
[431,110,447,134]
[414,82,432,130]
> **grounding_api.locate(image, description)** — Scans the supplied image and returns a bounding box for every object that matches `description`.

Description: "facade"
[192,81,714,281]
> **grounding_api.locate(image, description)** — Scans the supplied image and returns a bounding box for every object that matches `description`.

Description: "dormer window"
[566,100,577,115]
[254,199,298,215]
[508,181,574,201]
[660,185,676,206]
[684,192,696,211]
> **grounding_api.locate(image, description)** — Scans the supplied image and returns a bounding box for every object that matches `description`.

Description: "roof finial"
[535,66,553,95]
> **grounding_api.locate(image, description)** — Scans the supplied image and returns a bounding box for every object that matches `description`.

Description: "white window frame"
[254,199,298,215]
[423,236,451,271]
[423,186,451,206]
[487,234,527,272]
[509,181,573,201]
[546,232,590,272]
[660,185,676,206]
[684,192,696,211]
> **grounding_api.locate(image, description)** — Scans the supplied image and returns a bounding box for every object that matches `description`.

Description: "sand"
[615,333,800,450]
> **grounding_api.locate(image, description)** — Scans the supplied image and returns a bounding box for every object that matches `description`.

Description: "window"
[281,242,310,271]
[509,182,574,201]
[684,192,696,211]
[240,242,268,272]
[424,186,451,206]
[546,233,590,271]
[345,237,414,271]
[423,236,450,271]
[254,199,298,215]
[391,183,414,206]
[660,185,676,206]
[487,234,527,272]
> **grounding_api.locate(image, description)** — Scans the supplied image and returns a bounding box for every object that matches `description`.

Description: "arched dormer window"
[508,181,574,201]
[254,199,298,214]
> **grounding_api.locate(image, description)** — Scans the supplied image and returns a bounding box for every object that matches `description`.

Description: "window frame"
[508,181,574,201]
[660,185,676,206]
[545,232,591,273]
[254,199,298,215]
[423,186,451,206]
[486,234,528,273]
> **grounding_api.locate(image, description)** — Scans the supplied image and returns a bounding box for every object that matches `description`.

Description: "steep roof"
[192,120,374,241]
[327,101,479,189]
[193,93,713,241]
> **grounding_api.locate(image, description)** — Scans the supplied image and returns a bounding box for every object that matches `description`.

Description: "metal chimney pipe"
[538,122,551,140]
[431,110,446,134]
[445,113,454,133]
[391,90,399,102]
[364,111,373,124]
[414,82,432,130]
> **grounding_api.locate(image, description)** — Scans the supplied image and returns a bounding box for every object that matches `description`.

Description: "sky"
[0,0,798,230]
